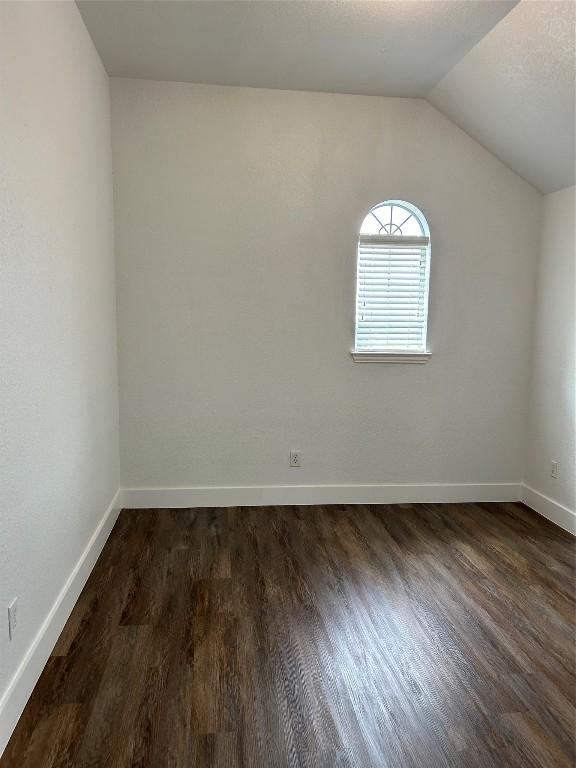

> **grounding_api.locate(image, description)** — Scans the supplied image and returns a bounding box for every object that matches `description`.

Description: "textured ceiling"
[428,0,575,194]
[76,0,516,97]
[77,0,574,193]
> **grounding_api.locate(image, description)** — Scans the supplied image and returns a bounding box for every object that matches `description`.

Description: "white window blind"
[354,202,431,354]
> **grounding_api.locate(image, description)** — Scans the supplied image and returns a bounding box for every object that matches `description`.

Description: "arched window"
[353,200,431,362]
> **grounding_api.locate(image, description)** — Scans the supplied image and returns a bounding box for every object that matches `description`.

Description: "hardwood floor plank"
[73,625,152,768]
[16,704,84,768]
[1,502,574,768]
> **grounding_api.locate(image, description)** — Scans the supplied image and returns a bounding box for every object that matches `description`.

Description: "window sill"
[351,350,432,364]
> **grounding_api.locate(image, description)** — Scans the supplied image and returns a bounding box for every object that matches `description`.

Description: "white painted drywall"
[525,186,575,512]
[111,79,541,491]
[0,0,119,715]
[428,0,575,194]
[77,0,516,97]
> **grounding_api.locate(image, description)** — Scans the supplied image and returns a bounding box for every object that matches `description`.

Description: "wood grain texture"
[2,502,574,767]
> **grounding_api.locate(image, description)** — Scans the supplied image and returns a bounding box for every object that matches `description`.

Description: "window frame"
[352,200,432,364]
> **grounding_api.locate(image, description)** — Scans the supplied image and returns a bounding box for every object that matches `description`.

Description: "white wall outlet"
[8,598,17,641]
[551,460,559,479]
[289,450,301,467]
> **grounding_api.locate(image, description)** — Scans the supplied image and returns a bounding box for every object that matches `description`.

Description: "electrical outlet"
[289,450,301,467]
[551,460,559,479]
[8,598,17,641]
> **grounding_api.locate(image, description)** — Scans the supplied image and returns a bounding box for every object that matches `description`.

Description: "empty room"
[1,0,575,766]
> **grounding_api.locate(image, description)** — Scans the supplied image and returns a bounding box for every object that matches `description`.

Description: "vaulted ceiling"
[77,0,575,194]
[427,0,575,194]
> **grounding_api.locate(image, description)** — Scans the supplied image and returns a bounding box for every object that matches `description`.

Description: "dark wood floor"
[2,502,574,767]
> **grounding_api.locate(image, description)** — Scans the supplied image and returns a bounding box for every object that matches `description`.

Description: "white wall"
[525,186,575,512]
[111,79,541,491]
[0,0,119,740]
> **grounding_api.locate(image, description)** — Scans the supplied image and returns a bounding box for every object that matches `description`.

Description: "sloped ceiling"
[76,0,516,97]
[77,0,574,193]
[428,0,575,194]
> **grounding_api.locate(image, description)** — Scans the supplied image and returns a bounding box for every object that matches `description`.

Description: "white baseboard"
[120,482,521,509]
[0,490,122,757]
[520,484,576,535]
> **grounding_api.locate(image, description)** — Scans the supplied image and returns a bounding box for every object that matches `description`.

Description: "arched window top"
[360,200,429,239]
